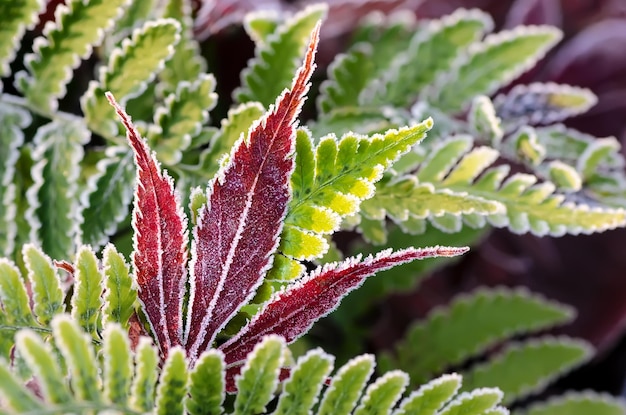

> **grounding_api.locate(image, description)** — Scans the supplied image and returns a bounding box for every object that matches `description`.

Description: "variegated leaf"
[183,25,320,364]
[16,0,129,113]
[107,93,188,357]
[0,0,44,80]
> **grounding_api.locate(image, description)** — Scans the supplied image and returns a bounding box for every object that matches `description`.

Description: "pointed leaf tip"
[106,92,188,357]
[219,245,467,366]
[184,25,320,363]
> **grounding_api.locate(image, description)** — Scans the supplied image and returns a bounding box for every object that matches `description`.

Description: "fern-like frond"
[244,10,281,46]
[0,317,505,414]
[281,119,432,264]
[148,73,217,165]
[462,337,592,404]
[431,25,562,112]
[101,244,136,329]
[82,19,181,139]
[469,95,503,145]
[410,135,626,236]
[516,391,626,415]
[158,0,206,95]
[22,244,64,326]
[364,8,494,108]
[79,148,135,250]
[25,120,89,260]
[236,4,327,106]
[382,288,574,384]
[0,0,43,80]
[0,103,31,257]
[71,246,104,337]
[16,0,129,113]
[494,83,597,130]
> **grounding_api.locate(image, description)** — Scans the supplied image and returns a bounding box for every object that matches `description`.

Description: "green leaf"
[547,160,582,192]
[17,0,129,113]
[508,127,546,166]
[236,4,326,106]
[198,102,265,179]
[25,120,89,260]
[22,244,64,325]
[468,95,503,145]
[317,44,374,114]
[234,335,285,415]
[0,359,43,413]
[577,137,621,181]
[518,392,626,415]
[80,148,135,250]
[274,348,335,415]
[310,106,398,138]
[155,347,188,415]
[462,337,592,404]
[354,370,408,415]
[386,288,574,384]
[284,120,433,261]
[433,26,562,111]
[186,350,225,415]
[15,330,72,404]
[244,10,281,46]
[71,245,104,335]
[52,315,101,402]
[102,324,133,405]
[159,0,206,94]
[439,388,503,415]
[0,259,34,326]
[366,8,494,107]
[131,338,160,412]
[495,82,597,128]
[0,103,31,257]
[148,74,217,165]
[318,354,375,415]
[82,19,181,139]
[394,373,461,415]
[102,244,136,328]
[0,0,43,80]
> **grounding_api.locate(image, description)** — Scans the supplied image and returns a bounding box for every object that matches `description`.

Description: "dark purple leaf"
[107,93,188,357]
[184,24,320,363]
[219,246,469,366]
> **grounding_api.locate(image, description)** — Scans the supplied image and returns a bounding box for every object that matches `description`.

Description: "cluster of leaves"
[0,0,626,414]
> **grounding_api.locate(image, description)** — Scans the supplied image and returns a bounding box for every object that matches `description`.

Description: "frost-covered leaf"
[198,102,265,179]
[547,160,582,192]
[274,348,335,415]
[0,259,34,327]
[155,347,188,415]
[0,359,43,413]
[0,0,43,80]
[236,4,326,106]
[25,120,89,260]
[186,350,225,415]
[22,244,64,325]
[102,244,136,328]
[130,338,159,412]
[366,8,494,107]
[184,26,319,364]
[463,337,592,404]
[283,119,433,262]
[83,19,181,139]
[508,127,546,166]
[518,392,626,415]
[432,26,562,111]
[16,0,129,113]
[107,93,189,356]
[469,95,503,145]
[244,11,281,46]
[159,0,206,94]
[219,247,468,368]
[577,137,621,181]
[102,324,133,405]
[318,354,375,415]
[494,83,597,129]
[233,335,284,415]
[354,370,408,415]
[385,288,574,384]
[148,74,217,165]
[71,245,104,336]
[80,148,135,250]
[439,388,503,415]
[0,104,31,257]
[52,316,101,401]
[394,373,461,415]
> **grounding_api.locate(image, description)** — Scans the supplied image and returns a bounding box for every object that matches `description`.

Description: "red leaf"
[106,93,188,357]
[219,246,469,365]
[184,24,321,363]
